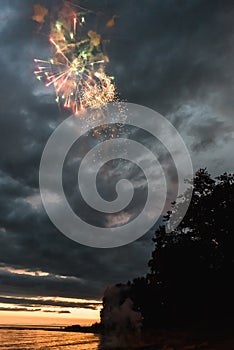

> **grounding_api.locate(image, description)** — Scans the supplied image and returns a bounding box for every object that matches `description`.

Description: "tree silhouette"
[129,169,234,328]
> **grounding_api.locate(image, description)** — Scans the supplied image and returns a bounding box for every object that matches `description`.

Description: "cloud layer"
[0,0,234,316]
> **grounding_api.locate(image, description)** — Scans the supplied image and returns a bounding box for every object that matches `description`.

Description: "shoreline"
[0,324,101,334]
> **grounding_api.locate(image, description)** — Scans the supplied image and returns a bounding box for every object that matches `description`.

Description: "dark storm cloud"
[0,295,101,310]
[42,309,71,313]
[189,119,233,153]
[0,233,154,299]
[0,307,41,312]
[108,0,234,112]
[0,0,234,306]
[57,310,71,313]
[104,0,234,169]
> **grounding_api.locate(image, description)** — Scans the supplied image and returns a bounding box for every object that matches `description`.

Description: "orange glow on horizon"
[0,295,101,326]
[0,305,99,326]
[0,312,98,327]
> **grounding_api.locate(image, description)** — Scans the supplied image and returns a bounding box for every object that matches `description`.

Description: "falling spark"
[73,17,77,34]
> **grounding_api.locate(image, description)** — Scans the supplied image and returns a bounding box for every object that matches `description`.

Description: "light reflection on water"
[0,329,100,349]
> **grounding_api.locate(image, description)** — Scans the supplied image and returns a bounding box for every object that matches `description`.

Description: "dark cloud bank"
[0,0,234,312]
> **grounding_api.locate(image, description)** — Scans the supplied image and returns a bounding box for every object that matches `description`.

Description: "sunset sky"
[1,0,234,326]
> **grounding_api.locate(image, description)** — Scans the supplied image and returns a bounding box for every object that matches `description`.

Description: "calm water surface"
[0,329,100,349]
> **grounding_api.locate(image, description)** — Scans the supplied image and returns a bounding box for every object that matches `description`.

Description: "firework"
[34,3,116,114]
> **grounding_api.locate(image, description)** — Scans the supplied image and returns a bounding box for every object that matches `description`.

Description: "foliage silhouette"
[102,169,234,329]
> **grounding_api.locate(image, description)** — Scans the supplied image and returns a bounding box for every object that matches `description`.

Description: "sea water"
[0,329,100,349]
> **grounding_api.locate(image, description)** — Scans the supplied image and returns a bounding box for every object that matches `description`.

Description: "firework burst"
[34,3,116,114]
